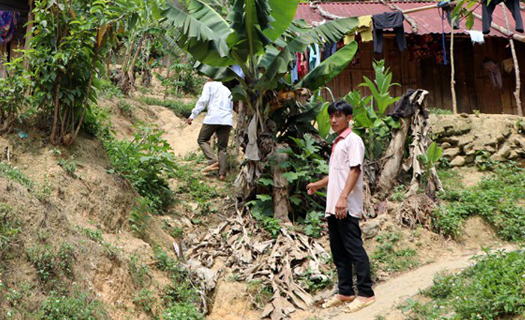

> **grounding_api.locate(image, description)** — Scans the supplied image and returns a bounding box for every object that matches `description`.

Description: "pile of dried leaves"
[185,208,332,320]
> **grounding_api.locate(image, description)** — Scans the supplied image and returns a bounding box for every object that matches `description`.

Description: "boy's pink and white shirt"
[325,128,365,218]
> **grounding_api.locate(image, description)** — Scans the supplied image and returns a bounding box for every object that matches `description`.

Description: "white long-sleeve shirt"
[189,81,233,126]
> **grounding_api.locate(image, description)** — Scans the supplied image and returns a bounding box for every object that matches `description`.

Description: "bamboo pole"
[450,19,458,114]
[500,4,523,116]
[472,12,525,43]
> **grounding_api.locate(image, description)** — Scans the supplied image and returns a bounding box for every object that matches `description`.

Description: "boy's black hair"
[327,100,353,116]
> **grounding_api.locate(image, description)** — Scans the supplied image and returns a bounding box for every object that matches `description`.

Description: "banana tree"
[164,0,360,198]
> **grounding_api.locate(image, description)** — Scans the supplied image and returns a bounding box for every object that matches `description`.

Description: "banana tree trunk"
[273,144,291,223]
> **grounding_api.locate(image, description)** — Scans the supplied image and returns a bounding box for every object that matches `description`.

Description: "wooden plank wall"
[322,36,525,115]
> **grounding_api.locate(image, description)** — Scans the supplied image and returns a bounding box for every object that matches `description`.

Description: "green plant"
[129,254,151,288]
[161,303,203,320]
[137,96,196,118]
[0,56,32,132]
[173,163,220,213]
[344,61,401,160]
[28,0,120,145]
[247,280,273,308]
[105,125,176,212]
[434,163,525,240]
[0,204,21,261]
[130,197,152,238]
[404,249,525,320]
[133,289,157,313]
[372,233,419,273]
[428,108,453,115]
[83,105,113,140]
[118,100,134,117]
[302,211,324,238]
[389,185,407,202]
[0,163,35,190]
[40,290,107,320]
[57,157,78,178]
[163,221,183,238]
[26,245,58,283]
[79,227,104,243]
[97,78,123,99]
[474,149,498,171]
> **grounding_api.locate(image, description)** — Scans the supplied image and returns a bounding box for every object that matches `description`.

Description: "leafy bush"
[40,290,107,320]
[162,303,204,320]
[0,204,21,261]
[137,96,195,118]
[57,157,78,178]
[301,211,324,238]
[28,0,118,145]
[82,105,113,140]
[0,57,32,132]
[0,163,35,190]
[371,232,419,273]
[406,249,525,320]
[129,197,152,238]
[433,163,525,240]
[133,289,157,313]
[105,125,175,213]
[344,60,400,160]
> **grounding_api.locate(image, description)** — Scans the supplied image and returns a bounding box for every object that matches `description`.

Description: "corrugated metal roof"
[296,1,525,38]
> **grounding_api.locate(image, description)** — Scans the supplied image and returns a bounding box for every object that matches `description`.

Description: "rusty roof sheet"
[296,1,525,38]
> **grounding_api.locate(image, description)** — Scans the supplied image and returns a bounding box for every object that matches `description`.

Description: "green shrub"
[82,105,113,140]
[137,96,195,118]
[407,249,525,320]
[40,290,107,320]
[129,197,152,238]
[128,254,150,288]
[433,164,525,240]
[0,57,32,132]
[0,204,21,261]
[0,163,35,190]
[372,232,419,273]
[301,211,324,238]
[57,157,78,178]
[133,289,157,313]
[105,125,175,213]
[162,303,203,320]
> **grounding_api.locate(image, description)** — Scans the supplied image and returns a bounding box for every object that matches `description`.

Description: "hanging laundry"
[482,0,523,35]
[0,11,20,45]
[291,57,298,84]
[344,15,373,44]
[482,59,503,89]
[309,43,320,70]
[324,42,337,59]
[372,12,407,54]
[297,52,308,79]
[468,30,485,44]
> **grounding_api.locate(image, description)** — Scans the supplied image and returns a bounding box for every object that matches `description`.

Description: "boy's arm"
[306,176,328,195]
[335,166,361,219]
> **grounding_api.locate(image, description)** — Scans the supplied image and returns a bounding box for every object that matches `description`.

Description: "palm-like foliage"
[163,0,360,196]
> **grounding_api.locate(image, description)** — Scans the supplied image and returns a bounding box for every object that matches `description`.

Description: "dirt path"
[311,245,517,320]
[148,104,203,157]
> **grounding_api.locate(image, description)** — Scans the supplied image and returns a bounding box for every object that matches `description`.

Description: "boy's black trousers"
[327,214,375,297]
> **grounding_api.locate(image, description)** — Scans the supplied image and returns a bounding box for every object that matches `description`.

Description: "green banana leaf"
[163,0,234,66]
[316,102,330,139]
[296,42,358,91]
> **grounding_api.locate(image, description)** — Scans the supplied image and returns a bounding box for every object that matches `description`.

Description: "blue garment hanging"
[440,8,448,66]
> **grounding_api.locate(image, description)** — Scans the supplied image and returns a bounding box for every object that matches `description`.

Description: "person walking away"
[186,80,233,181]
[306,100,376,313]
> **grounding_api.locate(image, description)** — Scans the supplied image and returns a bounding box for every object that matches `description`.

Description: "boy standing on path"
[307,100,376,313]
[186,80,233,181]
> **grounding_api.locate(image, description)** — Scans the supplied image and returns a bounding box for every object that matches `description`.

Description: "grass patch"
[0,204,21,262]
[401,249,525,320]
[40,289,107,320]
[138,96,195,118]
[371,232,419,273]
[174,162,221,214]
[433,163,525,240]
[0,163,34,190]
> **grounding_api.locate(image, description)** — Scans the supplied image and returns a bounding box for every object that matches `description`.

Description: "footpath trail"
[312,245,517,320]
[148,104,203,157]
